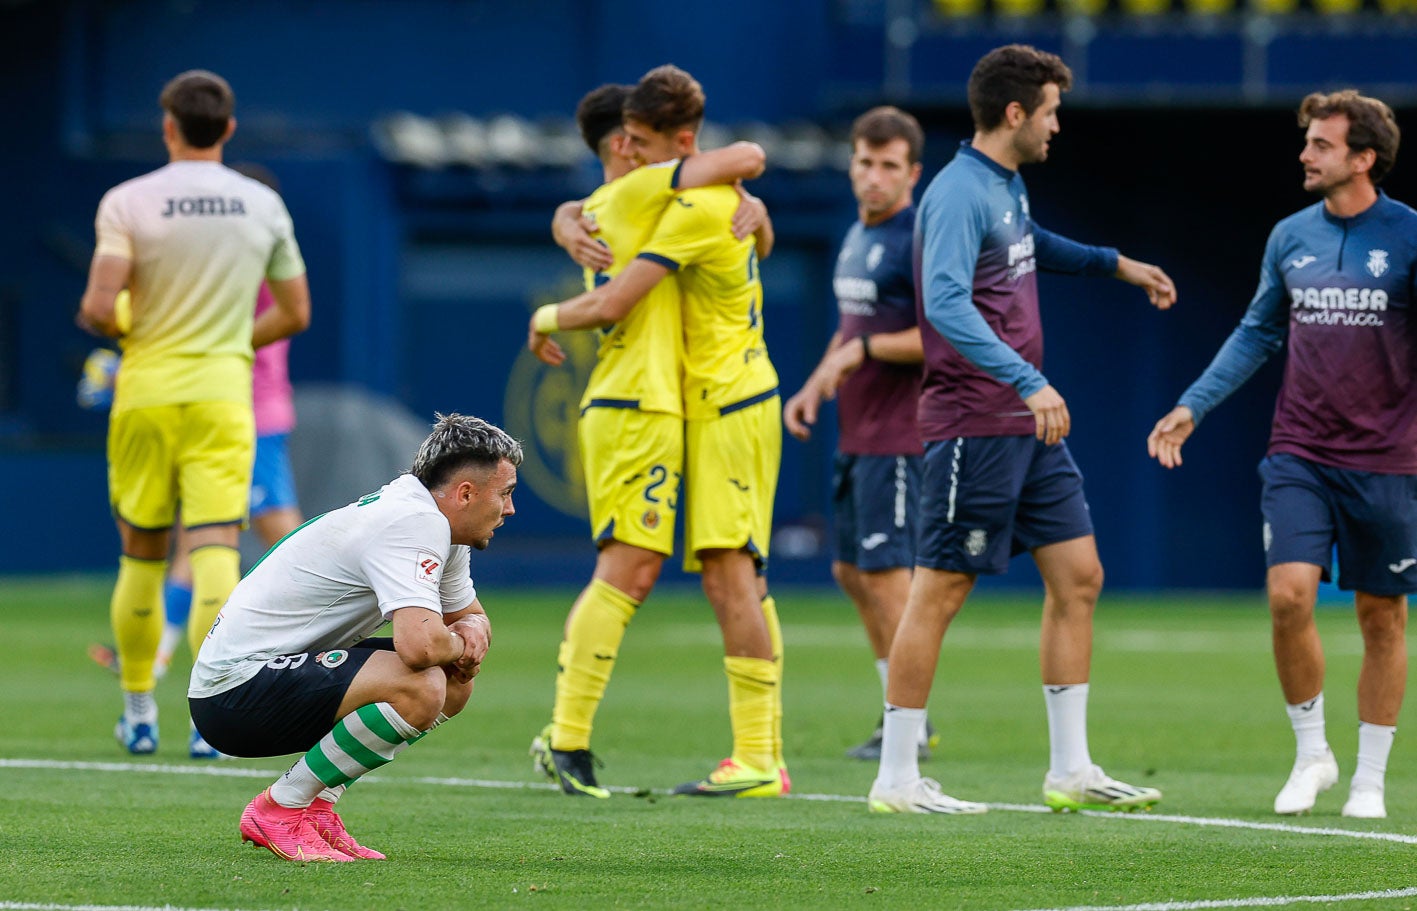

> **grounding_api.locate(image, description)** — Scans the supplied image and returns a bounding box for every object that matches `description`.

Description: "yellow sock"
[113,556,167,692]
[551,578,638,752]
[188,545,240,658]
[724,655,779,773]
[761,595,784,768]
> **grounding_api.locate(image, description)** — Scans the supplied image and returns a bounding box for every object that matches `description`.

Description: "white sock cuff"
[372,701,422,741]
[1285,692,1325,720]
[1042,682,1090,699]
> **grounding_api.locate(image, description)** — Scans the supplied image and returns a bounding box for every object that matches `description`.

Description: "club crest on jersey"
[965,529,988,557]
[642,508,661,530]
[1366,249,1390,278]
[317,650,348,669]
[866,243,885,272]
[415,551,442,587]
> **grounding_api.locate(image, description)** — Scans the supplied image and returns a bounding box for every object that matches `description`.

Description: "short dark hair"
[624,64,704,135]
[576,84,634,158]
[411,413,523,490]
[1299,89,1401,184]
[850,106,925,164]
[967,45,1073,133]
[159,70,234,149]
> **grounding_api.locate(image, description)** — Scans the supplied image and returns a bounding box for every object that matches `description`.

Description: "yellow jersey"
[638,185,777,421]
[578,159,685,416]
[94,161,305,410]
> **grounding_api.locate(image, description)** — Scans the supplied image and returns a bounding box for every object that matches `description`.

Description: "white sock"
[1352,722,1396,791]
[270,760,326,809]
[317,784,347,804]
[875,703,925,790]
[123,690,157,724]
[1043,683,1092,779]
[875,658,890,702]
[1285,693,1329,759]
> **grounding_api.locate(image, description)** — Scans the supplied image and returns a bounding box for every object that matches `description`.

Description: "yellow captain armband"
[532,304,560,334]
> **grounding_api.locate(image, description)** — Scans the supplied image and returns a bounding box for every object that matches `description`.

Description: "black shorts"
[189,638,394,757]
[917,435,1093,575]
[832,452,922,571]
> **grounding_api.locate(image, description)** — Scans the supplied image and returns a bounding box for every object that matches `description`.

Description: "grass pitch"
[1,575,1413,910]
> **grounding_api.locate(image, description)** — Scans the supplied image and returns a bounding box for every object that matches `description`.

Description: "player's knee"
[1355,595,1407,643]
[620,562,662,603]
[392,667,448,730]
[1077,558,1104,598]
[598,546,663,602]
[1268,581,1314,623]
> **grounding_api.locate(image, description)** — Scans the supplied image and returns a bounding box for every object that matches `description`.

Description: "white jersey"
[94,160,306,409]
[189,474,475,698]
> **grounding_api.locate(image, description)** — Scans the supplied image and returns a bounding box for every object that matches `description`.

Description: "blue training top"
[914,143,1118,441]
[1179,191,1417,474]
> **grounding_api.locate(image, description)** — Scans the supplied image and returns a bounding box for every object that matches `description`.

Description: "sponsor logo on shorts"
[317,650,348,669]
[416,551,442,587]
[965,528,988,557]
[642,508,661,530]
[1263,522,1273,553]
[861,533,889,551]
[1389,557,1417,574]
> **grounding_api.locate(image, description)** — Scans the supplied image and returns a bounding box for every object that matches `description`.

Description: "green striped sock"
[269,703,420,807]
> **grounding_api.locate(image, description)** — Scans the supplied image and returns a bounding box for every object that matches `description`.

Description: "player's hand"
[782,387,821,441]
[444,663,476,685]
[528,324,566,366]
[731,188,768,240]
[1147,405,1195,469]
[817,337,866,400]
[75,309,119,339]
[1116,255,1177,310]
[1023,385,1070,445]
[448,615,490,673]
[567,227,613,272]
[553,204,613,272]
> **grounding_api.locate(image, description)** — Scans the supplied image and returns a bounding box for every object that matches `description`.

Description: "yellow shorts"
[684,394,781,572]
[108,401,255,530]
[579,406,682,556]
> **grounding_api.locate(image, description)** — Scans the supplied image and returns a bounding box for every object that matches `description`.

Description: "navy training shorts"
[1259,452,1417,595]
[916,435,1093,575]
[832,452,922,571]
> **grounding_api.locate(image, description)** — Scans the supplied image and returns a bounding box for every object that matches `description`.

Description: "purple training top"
[833,206,923,456]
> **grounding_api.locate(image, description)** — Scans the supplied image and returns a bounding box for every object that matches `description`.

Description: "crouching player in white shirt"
[189,413,521,862]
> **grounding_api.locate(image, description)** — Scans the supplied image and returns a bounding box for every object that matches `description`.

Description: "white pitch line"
[0,904,284,911]
[1012,885,1417,911]
[5,758,1417,846]
[5,887,1417,911]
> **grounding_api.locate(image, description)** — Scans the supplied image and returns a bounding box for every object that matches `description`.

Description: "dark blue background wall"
[2,0,1414,589]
